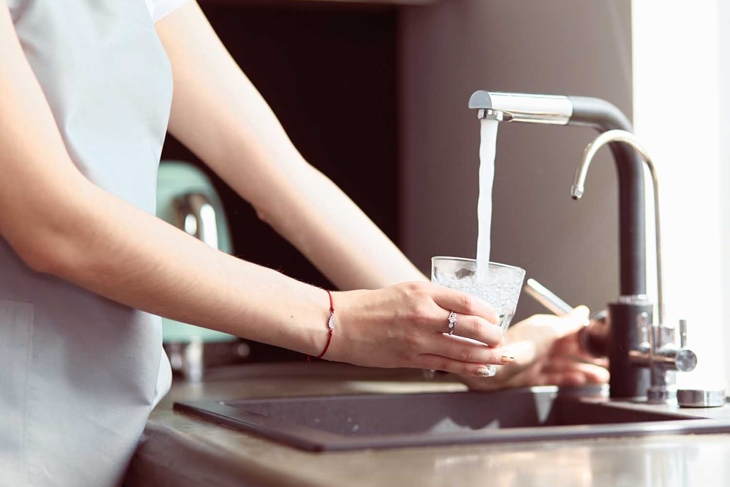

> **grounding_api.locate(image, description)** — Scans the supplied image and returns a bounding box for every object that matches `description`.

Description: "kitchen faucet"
[572,129,697,402]
[469,91,665,399]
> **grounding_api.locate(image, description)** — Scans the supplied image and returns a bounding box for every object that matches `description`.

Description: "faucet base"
[608,301,652,399]
[647,385,678,404]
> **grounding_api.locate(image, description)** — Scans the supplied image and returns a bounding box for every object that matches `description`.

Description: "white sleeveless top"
[145,0,187,23]
[1,1,186,486]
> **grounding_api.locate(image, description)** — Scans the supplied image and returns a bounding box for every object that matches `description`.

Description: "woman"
[0,1,607,485]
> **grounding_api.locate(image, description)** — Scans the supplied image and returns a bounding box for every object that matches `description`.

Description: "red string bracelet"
[306,290,335,362]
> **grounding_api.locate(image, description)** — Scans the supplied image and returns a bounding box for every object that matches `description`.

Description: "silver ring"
[447,311,457,335]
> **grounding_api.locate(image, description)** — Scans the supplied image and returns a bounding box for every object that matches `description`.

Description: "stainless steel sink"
[174,387,730,452]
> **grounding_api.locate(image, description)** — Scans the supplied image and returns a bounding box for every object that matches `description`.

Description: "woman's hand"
[325,282,513,378]
[460,306,609,390]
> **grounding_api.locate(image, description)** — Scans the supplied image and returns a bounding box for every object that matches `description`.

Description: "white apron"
[1,1,174,485]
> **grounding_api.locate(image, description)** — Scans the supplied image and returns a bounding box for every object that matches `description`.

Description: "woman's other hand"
[460,306,609,390]
[325,282,512,378]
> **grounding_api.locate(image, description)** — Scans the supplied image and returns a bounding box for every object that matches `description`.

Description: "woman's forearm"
[58,179,337,354]
[225,151,428,291]
[0,2,331,356]
[158,2,427,291]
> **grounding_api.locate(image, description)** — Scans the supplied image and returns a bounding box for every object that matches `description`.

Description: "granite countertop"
[124,363,729,487]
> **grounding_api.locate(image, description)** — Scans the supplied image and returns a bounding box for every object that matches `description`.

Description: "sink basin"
[174,387,730,452]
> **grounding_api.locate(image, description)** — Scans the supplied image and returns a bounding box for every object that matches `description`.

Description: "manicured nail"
[500,353,515,364]
[475,367,493,377]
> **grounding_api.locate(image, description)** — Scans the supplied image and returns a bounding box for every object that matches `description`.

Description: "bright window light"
[632,1,726,390]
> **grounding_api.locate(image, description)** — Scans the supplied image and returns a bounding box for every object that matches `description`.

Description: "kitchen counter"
[124,363,727,487]
[202,0,438,6]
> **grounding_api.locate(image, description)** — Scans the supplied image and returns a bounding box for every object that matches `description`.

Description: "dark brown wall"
[400,0,633,322]
[162,4,399,360]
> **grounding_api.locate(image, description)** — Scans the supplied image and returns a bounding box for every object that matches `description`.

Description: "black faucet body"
[469,92,650,398]
[567,96,649,399]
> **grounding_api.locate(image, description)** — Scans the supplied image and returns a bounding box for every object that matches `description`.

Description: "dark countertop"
[124,364,728,487]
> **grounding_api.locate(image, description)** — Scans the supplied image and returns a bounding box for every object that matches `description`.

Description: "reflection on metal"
[678,389,726,408]
[183,336,204,383]
[166,341,251,382]
[184,213,198,237]
[175,193,219,249]
[470,91,573,125]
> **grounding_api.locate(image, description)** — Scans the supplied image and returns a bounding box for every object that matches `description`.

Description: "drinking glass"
[431,256,526,377]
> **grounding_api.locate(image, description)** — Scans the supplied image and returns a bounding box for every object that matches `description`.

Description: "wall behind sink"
[400,0,632,321]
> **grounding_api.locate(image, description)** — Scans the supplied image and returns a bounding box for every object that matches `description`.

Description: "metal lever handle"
[679,319,688,348]
[651,317,697,373]
[674,319,696,372]
[674,348,698,372]
[523,279,574,316]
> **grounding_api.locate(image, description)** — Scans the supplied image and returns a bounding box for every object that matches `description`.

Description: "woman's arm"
[0,3,327,355]
[155,1,426,291]
[0,4,504,375]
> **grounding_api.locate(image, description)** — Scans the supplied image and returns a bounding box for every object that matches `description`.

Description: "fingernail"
[475,367,493,377]
[500,353,515,364]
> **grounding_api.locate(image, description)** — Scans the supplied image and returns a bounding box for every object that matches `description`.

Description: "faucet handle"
[679,319,688,348]
[666,319,697,373]
[658,322,676,349]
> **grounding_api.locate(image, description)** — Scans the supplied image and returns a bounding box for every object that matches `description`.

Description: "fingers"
[412,354,500,378]
[502,361,609,389]
[590,357,610,369]
[497,340,536,366]
[440,311,503,347]
[576,363,610,384]
[538,371,588,387]
[430,286,498,325]
[424,334,513,366]
[550,333,594,363]
[543,359,610,384]
[543,357,611,385]
[424,283,502,346]
[553,305,591,339]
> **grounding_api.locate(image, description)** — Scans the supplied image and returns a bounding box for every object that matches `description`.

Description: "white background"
[632,0,729,390]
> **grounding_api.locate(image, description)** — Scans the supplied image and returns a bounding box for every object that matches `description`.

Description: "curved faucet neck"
[571,130,664,327]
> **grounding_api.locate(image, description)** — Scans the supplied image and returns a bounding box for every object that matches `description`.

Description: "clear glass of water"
[431,256,526,377]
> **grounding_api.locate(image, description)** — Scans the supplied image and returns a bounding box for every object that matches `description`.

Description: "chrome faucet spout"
[571,130,697,402]
[570,130,665,327]
[469,91,573,124]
